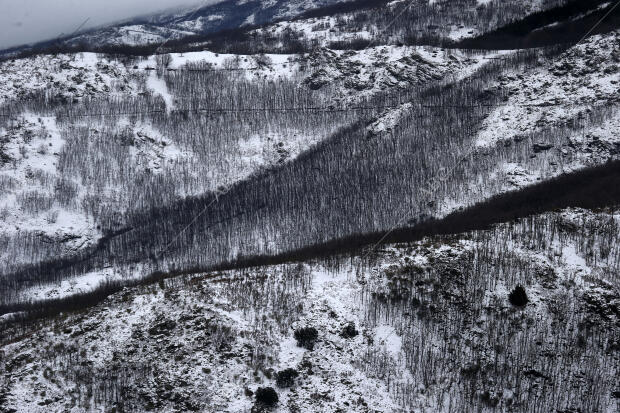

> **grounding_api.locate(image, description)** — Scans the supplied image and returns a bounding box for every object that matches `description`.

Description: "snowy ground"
[303,46,512,102]
[0,114,99,253]
[1,208,618,412]
[2,30,619,371]
[0,53,139,106]
[251,14,374,47]
[475,30,620,148]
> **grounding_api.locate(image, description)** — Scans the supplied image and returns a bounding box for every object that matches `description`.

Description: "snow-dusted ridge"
[1,0,350,56]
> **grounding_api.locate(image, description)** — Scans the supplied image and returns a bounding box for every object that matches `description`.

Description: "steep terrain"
[476,31,620,149]
[3,29,620,308]
[1,208,619,412]
[1,2,620,412]
[0,43,504,299]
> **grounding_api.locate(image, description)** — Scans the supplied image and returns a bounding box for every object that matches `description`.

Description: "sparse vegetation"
[1,209,619,411]
[1,2,620,412]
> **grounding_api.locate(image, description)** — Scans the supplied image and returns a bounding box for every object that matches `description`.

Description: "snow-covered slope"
[0,114,99,265]
[303,46,510,102]
[443,29,620,213]
[0,53,138,105]
[476,31,620,148]
[2,0,349,56]
[0,43,500,272]
[1,208,618,412]
[1,2,620,412]
[1,0,575,58]
[3,27,618,306]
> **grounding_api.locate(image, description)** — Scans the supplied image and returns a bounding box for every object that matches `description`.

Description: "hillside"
[2,0,574,58]
[1,1,620,412]
[1,0,348,57]
[2,208,619,412]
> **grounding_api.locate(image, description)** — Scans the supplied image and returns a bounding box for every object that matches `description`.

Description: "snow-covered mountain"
[1,0,618,319]
[1,0,350,57]
[2,0,580,58]
[0,45,501,276]
[1,1,620,412]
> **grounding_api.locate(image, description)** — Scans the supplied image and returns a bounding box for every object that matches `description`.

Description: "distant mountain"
[2,0,582,58]
[0,0,350,57]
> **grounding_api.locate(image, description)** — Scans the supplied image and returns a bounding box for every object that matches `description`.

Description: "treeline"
[193,0,575,54]
[458,0,620,49]
[185,158,620,271]
[3,0,393,60]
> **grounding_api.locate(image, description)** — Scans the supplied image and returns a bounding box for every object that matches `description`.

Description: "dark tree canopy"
[509,285,529,307]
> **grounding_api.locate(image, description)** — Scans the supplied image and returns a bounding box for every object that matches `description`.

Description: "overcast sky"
[0,0,218,49]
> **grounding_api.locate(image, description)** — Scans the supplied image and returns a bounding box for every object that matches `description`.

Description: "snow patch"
[146,72,175,112]
[374,325,403,355]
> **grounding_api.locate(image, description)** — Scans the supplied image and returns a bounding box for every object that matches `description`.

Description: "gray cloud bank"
[0,0,220,50]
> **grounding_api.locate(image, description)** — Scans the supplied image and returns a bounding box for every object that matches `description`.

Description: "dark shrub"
[340,322,359,339]
[275,368,299,388]
[255,387,278,406]
[294,327,318,350]
[509,286,529,307]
